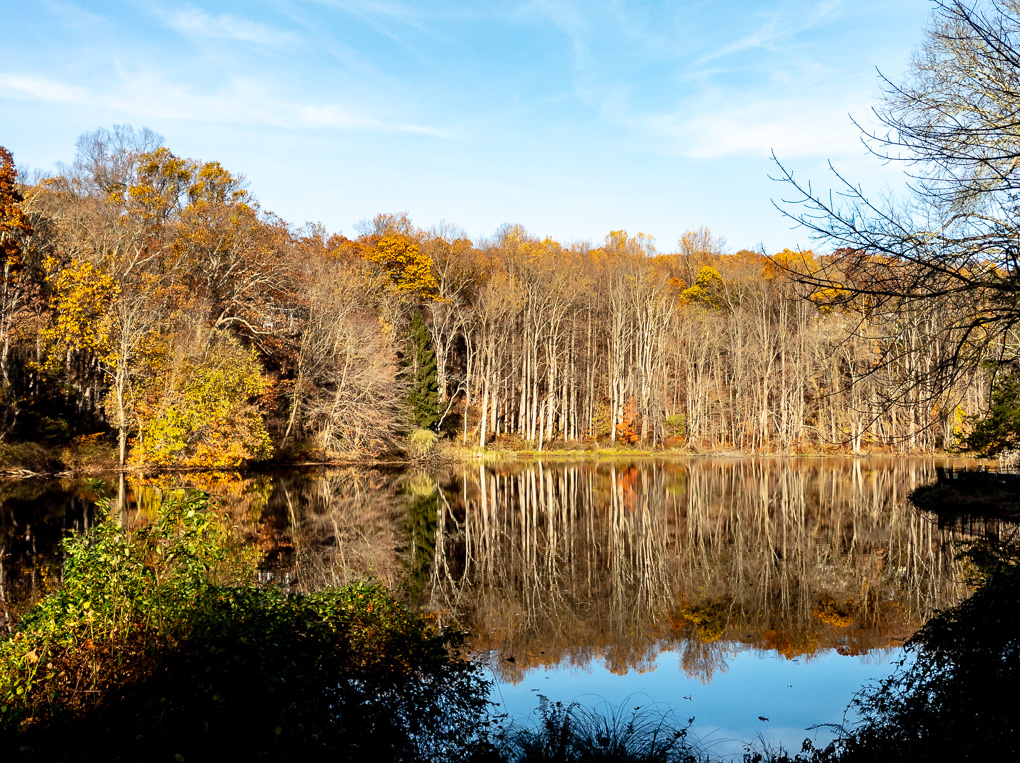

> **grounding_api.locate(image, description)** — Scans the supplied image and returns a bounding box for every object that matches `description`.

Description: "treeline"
[0,128,989,467]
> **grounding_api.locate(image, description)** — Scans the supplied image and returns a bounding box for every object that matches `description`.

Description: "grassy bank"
[1,428,988,477]
[0,441,67,475]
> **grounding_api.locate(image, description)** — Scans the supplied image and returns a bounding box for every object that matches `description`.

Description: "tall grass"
[495,695,705,763]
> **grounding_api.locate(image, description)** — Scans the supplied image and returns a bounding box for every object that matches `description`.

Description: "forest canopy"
[0,126,996,467]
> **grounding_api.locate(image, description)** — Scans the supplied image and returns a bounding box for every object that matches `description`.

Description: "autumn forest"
[0,127,991,469]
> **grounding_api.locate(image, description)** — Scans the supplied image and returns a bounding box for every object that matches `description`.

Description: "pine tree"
[969,367,1020,456]
[407,312,440,431]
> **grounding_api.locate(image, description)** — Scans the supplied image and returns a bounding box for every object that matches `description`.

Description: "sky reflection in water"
[487,644,904,759]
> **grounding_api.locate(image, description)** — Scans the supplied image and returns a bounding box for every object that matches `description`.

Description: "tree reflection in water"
[0,478,100,631]
[419,458,970,684]
[0,458,974,687]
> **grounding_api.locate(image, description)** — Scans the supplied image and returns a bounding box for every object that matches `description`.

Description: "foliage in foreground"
[494,695,702,763]
[831,561,1020,762]
[0,494,490,761]
[4,486,1019,762]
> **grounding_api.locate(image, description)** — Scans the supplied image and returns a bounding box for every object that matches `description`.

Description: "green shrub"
[664,414,687,438]
[0,494,491,761]
[968,366,1020,455]
[406,426,440,460]
[0,494,245,725]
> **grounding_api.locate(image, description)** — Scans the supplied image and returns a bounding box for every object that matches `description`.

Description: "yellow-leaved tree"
[46,259,140,466]
[130,332,272,468]
[0,146,35,427]
[681,266,725,309]
[40,131,284,468]
[360,234,439,300]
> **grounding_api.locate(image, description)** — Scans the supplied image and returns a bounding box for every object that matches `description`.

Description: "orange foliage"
[811,595,856,628]
[616,466,639,510]
[617,398,640,444]
[0,146,32,266]
[763,248,817,280]
[759,628,820,660]
[668,600,727,643]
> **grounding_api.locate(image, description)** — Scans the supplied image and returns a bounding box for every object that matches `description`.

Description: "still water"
[0,457,975,756]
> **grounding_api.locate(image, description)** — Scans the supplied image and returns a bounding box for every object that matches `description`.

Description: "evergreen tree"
[407,312,440,431]
[969,366,1020,456]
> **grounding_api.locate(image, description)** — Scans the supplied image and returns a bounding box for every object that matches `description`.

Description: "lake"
[0,457,976,757]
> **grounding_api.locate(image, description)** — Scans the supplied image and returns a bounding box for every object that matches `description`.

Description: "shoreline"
[0,443,992,479]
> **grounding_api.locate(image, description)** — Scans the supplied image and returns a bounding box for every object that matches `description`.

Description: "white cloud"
[0,73,90,104]
[0,70,446,137]
[639,92,875,160]
[697,19,784,64]
[293,103,450,135]
[507,0,890,163]
[305,0,433,37]
[325,0,424,23]
[697,0,846,64]
[672,110,859,160]
[166,7,298,46]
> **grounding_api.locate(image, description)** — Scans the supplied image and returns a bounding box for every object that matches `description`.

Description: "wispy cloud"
[697,19,783,63]
[321,0,426,23]
[0,71,448,137]
[0,73,89,104]
[510,0,874,161]
[307,0,433,36]
[0,0,927,250]
[641,94,871,160]
[166,7,299,46]
[696,0,845,64]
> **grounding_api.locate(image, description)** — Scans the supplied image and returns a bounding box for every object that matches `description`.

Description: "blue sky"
[2,1,932,252]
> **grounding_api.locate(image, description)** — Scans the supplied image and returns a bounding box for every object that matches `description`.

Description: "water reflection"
[422,458,970,683]
[0,478,101,628]
[0,458,973,677]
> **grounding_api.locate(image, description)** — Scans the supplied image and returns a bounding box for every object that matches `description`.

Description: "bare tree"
[773,0,1020,407]
[284,256,406,458]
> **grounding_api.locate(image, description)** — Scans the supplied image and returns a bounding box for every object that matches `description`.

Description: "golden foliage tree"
[130,332,273,468]
[359,234,439,300]
[0,147,31,271]
[680,266,725,309]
